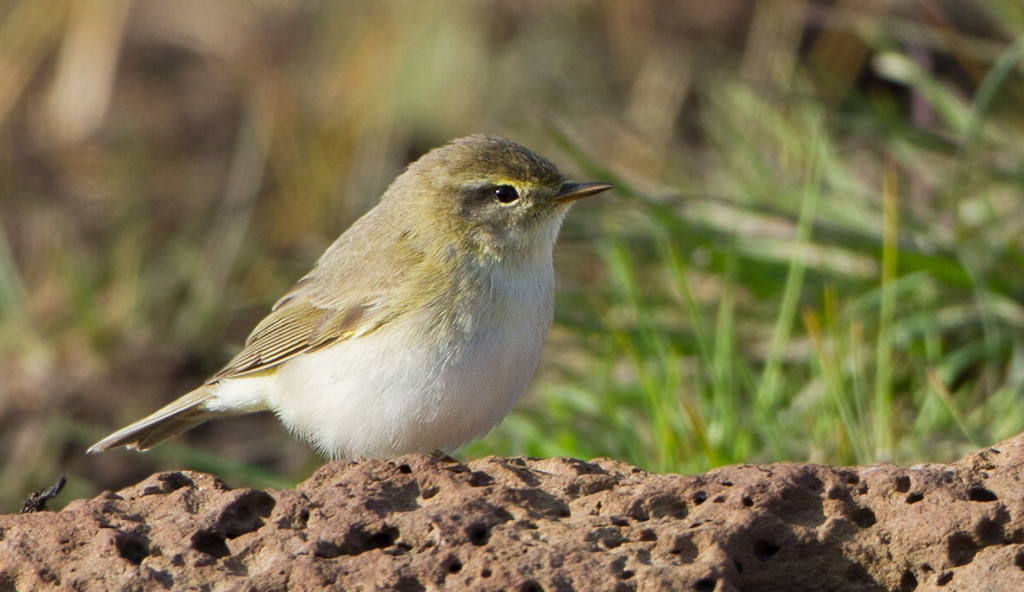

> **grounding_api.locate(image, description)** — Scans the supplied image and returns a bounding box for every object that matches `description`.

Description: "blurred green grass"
[2,0,1024,511]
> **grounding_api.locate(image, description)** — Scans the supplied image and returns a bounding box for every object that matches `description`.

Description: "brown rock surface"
[3,436,1024,591]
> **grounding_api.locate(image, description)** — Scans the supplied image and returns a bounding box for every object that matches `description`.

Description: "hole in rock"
[37,567,58,584]
[692,491,708,505]
[967,487,997,502]
[219,490,277,539]
[1014,548,1024,570]
[850,507,877,528]
[313,541,342,559]
[158,473,193,493]
[467,523,491,546]
[694,577,717,592]
[394,575,426,592]
[366,529,397,549]
[947,532,978,567]
[115,532,150,565]
[754,540,780,561]
[398,464,412,474]
[481,568,493,578]
[846,563,873,583]
[936,571,953,586]
[646,496,688,520]
[324,524,401,557]
[905,493,924,504]
[443,556,462,574]
[803,475,825,491]
[741,496,753,507]
[191,531,230,559]
[518,580,544,592]
[894,476,911,493]
[976,518,1005,545]
[899,570,918,592]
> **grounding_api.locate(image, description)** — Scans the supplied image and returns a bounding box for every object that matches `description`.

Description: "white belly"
[213,264,555,459]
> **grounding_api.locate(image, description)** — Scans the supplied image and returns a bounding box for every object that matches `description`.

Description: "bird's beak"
[551,182,614,204]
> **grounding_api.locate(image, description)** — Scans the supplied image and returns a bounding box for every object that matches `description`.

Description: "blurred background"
[3,0,1024,511]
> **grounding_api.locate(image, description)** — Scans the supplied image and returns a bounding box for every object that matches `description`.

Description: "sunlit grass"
[469,40,1024,472]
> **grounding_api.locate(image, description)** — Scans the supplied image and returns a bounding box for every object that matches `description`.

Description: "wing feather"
[209,300,378,381]
[207,204,434,383]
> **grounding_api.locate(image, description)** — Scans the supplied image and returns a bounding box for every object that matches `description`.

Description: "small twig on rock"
[21,476,67,513]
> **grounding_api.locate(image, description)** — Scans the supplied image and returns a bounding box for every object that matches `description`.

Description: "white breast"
[212,260,556,459]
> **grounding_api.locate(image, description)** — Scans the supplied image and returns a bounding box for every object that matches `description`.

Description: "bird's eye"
[493,185,519,204]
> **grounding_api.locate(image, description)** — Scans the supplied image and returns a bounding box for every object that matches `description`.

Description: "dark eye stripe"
[493,185,519,204]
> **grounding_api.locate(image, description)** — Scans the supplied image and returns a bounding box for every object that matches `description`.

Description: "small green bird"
[89,135,612,459]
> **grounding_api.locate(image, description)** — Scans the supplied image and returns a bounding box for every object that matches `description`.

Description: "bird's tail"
[88,386,222,453]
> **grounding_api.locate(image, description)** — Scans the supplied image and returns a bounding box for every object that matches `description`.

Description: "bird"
[89,135,612,460]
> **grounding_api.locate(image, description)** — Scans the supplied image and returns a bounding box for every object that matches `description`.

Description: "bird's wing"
[208,210,434,382]
[208,297,382,381]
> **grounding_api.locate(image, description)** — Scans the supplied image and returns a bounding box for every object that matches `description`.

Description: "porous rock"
[3,436,1024,591]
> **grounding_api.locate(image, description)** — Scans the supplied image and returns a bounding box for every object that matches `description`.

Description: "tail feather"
[88,387,223,453]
